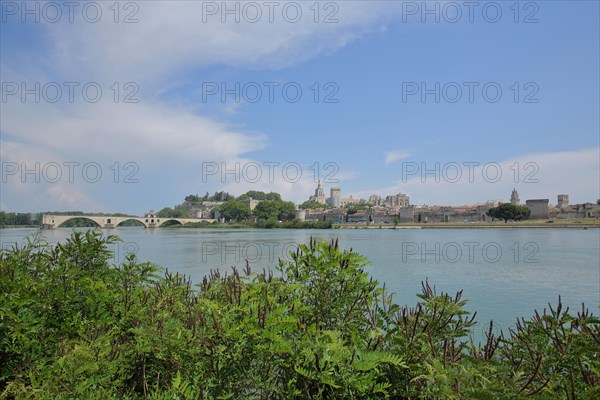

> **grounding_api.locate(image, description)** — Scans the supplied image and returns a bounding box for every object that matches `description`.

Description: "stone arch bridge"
[42,214,215,229]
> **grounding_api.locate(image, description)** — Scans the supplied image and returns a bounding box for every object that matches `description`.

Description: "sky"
[0,0,599,215]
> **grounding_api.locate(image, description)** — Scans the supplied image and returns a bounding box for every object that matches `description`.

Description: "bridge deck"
[42,214,216,229]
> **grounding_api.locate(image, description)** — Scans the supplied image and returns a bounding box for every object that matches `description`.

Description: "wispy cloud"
[384,150,411,165]
[40,2,399,82]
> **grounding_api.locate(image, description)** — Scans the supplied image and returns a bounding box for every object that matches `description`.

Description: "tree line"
[158,191,297,223]
[0,212,41,227]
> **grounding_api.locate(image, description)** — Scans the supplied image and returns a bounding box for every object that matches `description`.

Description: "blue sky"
[1,0,598,214]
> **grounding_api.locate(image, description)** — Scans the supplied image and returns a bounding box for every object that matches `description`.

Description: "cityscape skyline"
[2,172,599,214]
[1,1,598,214]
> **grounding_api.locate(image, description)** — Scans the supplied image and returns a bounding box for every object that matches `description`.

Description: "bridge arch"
[115,218,148,228]
[157,219,184,227]
[56,216,102,228]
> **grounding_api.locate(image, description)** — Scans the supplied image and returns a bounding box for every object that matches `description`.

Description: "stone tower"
[329,187,341,208]
[557,194,569,208]
[510,189,520,205]
[314,180,326,204]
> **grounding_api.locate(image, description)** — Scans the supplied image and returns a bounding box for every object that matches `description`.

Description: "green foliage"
[253,200,297,222]
[238,191,282,201]
[1,232,598,399]
[253,200,278,221]
[346,204,370,214]
[180,220,332,229]
[244,190,267,200]
[157,204,191,218]
[300,200,326,210]
[184,194,202,203]
[281,219,332,229]
[265,192,282,201]
[185,191,234,203]
[0,212,38,227]
[487,203,531,222]
[277,201,297,221]
[218,200,251,222]
[211,191,234,201]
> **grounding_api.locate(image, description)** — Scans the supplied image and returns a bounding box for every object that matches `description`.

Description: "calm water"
[2,227,599,338]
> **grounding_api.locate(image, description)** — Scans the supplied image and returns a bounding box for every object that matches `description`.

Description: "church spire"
[510,188,520,205]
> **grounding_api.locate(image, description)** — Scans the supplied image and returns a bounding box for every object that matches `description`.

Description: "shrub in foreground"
[0,231,598,399]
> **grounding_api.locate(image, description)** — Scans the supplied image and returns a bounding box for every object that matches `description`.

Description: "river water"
[2,227,599,338]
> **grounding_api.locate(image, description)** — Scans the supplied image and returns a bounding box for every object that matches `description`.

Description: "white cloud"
[0,1,400,212]
[351,148,600,206]
[384,150,411,165]
[39,1,399,83]
[0,99,268,212]
[1,100,267,162]
[46,185,103,210]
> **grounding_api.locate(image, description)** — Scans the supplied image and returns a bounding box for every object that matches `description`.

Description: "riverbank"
[3,219,598,230]
[334,219,600,229]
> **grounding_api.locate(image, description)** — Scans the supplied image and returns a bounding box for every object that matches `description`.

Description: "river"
[2,227,599,339]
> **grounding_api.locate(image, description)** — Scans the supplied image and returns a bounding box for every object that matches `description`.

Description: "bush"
[1,231,598,399]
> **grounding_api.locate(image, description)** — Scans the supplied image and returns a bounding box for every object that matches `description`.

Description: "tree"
[157,206,190,218]
[347,204,369,214]
[265,192,282,201]
[486,203,531,223]
[206,191,234,201]
[0,212,38,226]
[218,199,250,222]
[300,200,325,210]
[252,200,296,222]
[253,200,279,221]
[184,194,202,203]
[277,201,297,221]
[238,191,282,201]
[244,191,267,200]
